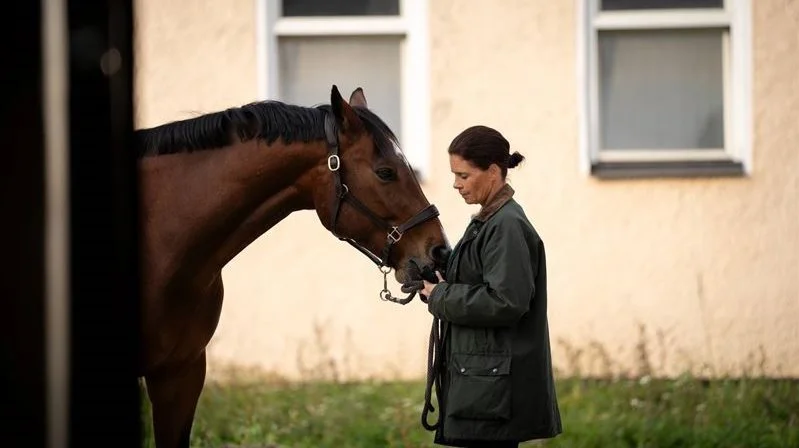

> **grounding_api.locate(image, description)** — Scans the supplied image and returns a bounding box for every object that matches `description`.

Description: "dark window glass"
[282,0,400,16]
[598,29,725,150]
[601,0,723,11]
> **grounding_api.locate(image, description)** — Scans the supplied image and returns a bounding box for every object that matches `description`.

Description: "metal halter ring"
[327,155,340,171]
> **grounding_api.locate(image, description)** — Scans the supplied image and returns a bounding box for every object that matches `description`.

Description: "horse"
[135,85,451,448]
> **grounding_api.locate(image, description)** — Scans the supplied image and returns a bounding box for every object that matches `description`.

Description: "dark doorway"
[2,1,141,447]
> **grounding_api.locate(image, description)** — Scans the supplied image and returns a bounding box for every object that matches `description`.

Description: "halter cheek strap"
[323,114,440,304]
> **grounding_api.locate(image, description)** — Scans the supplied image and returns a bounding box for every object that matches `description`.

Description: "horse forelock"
[351,106,404,163]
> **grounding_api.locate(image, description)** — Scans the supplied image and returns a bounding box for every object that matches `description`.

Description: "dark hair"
[133,100,399,160]
[447,125,525,178]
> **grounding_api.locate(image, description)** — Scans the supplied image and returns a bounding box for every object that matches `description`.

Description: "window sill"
[590,159,745,180]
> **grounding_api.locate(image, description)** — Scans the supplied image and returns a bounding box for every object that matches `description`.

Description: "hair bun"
[508,151,525,169]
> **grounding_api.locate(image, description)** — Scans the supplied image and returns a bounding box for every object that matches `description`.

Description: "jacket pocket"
[446,353,512,421]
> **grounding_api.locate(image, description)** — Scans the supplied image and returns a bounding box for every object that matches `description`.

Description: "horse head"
[310,85,450,286]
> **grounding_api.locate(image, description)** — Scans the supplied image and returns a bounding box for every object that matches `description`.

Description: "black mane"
[134,100,399,159]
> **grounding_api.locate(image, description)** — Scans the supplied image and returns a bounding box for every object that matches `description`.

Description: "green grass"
[140,374,798,448]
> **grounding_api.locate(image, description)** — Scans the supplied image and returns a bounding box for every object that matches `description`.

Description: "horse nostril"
[430,245,451,266]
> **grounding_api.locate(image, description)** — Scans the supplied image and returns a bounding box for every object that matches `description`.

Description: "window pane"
[279,36,402,139]
[598,29,725,150]
[601,0,722,10]
[282,0,399,16]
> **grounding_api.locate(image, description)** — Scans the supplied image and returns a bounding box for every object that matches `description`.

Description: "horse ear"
[330,85,364,134]
[349,87,368,109]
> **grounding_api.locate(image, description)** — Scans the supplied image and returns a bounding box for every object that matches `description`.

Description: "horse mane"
[134,100,399,160]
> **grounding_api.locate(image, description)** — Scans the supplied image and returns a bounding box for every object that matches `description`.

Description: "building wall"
[134,0,257,128]
[133,0,799,380]
[428,0,799,378]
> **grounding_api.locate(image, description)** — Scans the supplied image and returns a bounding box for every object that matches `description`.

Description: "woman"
[420,125,562,447]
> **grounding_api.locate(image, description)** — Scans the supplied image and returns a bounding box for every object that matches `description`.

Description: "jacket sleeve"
[427,216,537,327]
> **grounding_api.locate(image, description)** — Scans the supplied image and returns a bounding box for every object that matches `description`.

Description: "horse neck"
[139,138,327,279]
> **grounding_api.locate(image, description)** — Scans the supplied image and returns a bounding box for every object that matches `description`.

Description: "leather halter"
[324,114,440,303]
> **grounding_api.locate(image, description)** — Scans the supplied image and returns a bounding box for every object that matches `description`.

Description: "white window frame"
[255,0,432,181]
[577,0,752,176]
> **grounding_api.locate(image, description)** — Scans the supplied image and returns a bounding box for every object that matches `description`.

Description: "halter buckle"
[327,155,340,171]
[387,226,403,244]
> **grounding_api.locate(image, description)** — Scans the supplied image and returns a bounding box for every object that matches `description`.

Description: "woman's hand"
[421,271,445,298]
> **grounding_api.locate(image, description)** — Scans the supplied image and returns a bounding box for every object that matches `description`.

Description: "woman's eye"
[376,168,397,181]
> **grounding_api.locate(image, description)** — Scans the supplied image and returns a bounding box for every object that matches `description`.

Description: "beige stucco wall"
[134,0,798,380]
[134,0,257,128]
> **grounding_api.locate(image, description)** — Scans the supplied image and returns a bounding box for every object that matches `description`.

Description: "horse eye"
[375,168,397,182]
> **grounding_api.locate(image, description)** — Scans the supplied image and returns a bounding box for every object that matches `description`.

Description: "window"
[257,0,431,180]
[579,0,752,178]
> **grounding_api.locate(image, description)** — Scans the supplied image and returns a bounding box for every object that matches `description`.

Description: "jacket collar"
[473,184,515,222]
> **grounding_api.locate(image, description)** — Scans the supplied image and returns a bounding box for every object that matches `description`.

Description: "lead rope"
[421,306,444,431]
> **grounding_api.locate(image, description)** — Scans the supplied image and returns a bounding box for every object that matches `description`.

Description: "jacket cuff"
[427,282,447,317]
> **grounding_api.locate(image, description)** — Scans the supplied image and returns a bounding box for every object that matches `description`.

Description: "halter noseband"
[324,114,440,304]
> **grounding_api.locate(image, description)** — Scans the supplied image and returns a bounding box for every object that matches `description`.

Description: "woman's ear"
[489,163,502,179]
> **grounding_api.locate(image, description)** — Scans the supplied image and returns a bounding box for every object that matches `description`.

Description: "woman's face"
[449,154,500,206]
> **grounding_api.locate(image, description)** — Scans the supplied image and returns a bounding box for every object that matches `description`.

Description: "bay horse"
[135,85,450,448]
